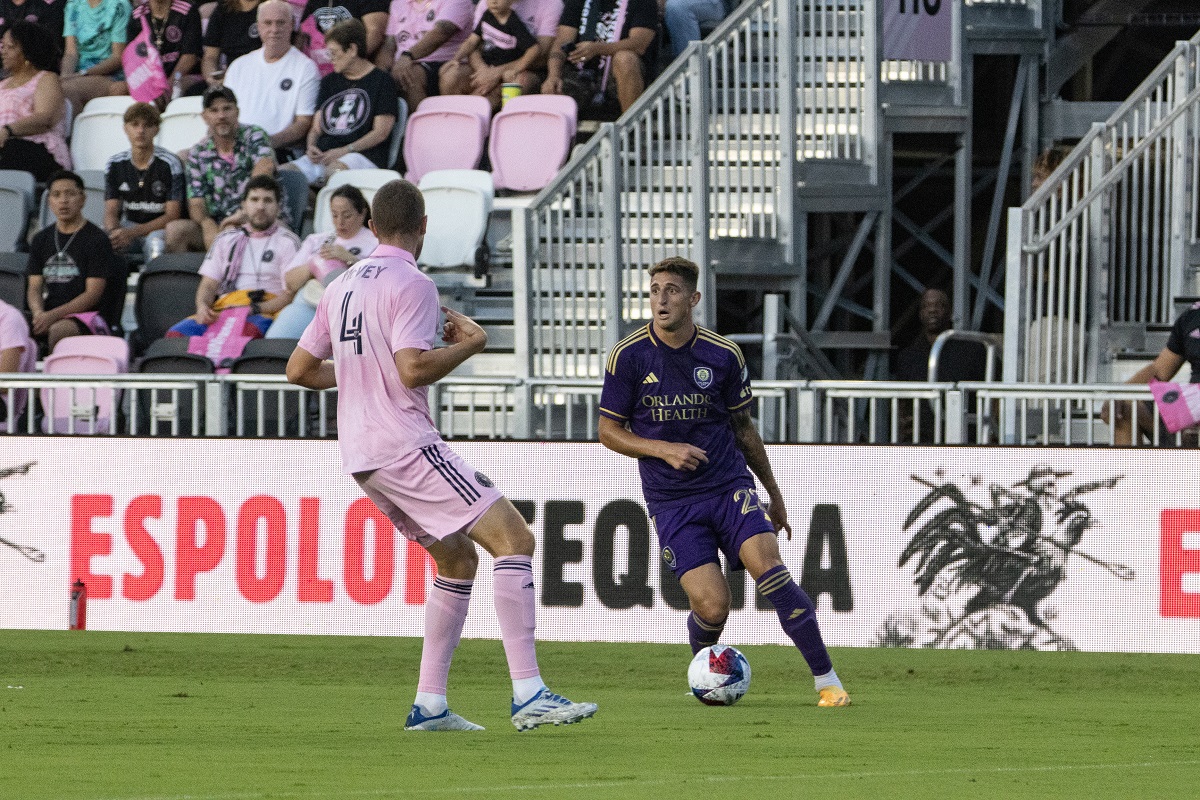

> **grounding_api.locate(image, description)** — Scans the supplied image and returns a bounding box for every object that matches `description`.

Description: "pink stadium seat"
[403,96,492,183]
[488,95,578,192]
[51,336,130,372]
[40,352,123,434]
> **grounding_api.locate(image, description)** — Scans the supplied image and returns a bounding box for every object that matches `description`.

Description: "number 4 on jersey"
[339,291,363,354]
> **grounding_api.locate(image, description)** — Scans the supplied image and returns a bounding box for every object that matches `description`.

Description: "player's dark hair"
[243,174,281,202]
[649,257,700,292]
[46,170,84,193]
[371,180,424,238]
[325,19,368,59]
[331,184,370,225]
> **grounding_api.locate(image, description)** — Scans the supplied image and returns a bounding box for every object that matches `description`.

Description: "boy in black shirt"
[450,0,539,110]
[104,103,185,264]
[27,172,125,352]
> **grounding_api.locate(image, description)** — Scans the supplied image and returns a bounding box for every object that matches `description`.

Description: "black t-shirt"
[0,0,67,40]
[894,336,988,383]
[105,148,185,225]
[300,0,387,37]
[127,0,203,75]
[1166,302,1200,382]
[476,9,536,67]
[202,4,261,66]
[558,0,658,68]
[314,67,398,167]
[28,221,124,330]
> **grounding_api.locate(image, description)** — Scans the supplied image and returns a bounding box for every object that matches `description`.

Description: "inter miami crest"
[693,367,712,389]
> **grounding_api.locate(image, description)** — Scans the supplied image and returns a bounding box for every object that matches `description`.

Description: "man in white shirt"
[224,0,320,153]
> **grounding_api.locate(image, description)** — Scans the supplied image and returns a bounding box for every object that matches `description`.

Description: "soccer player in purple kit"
[598,257,851,708]
[287,179,597,731]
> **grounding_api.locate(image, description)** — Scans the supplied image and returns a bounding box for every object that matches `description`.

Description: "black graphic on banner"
[0,461,42,563]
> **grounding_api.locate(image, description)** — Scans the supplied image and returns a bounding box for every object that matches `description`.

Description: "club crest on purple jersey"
[693,367,712,389]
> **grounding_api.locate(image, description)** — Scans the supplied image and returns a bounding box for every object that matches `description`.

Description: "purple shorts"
[650,485,776,578]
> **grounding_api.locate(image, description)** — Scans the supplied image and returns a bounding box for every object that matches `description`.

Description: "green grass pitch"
[1,631,1197,799]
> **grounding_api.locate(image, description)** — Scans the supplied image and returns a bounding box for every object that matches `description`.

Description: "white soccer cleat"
[510,688,598,731]
[404,705,485,731]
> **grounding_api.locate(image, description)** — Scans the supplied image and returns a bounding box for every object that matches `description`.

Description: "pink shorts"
[354,442,504,547]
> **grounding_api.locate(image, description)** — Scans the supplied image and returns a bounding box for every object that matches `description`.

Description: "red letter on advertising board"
[236,496,288,602]
[298,497,333,602]
[1161,509,1200,618]
[123,495,165,601]
[344,498,394,604]
[175,496,226,600]
[404,539,434,605]
[70,494,113,599]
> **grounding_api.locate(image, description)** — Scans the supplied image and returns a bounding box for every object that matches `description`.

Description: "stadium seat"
[274,167,310,235]
[37,170,107,231]
[51,335,130,372]
[40,351,123,434]
[157,96,208,154]
[69,97,137,172]
[488,95,578,192]
[387,97,408,172]
[417,169,493,278]
[131,252,204,354]
[229,337,301,435]
[0,170,35,252]
[0,252,26,309]
[133,337,213,435]
[402,95,491,183]
[312,169,401,234]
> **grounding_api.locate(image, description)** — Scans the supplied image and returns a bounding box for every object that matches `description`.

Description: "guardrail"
[4,373,1191,447]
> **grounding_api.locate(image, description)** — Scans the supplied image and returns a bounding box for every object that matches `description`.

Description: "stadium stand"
[68,97,138,172]
[0,253,26,309]
[0,171,34,253]
[156,96,209,154]
[131,252,204,355]
[488,95,577,192]
[40,347,124,434]
[401,95,491,183]
[417,169,493,279]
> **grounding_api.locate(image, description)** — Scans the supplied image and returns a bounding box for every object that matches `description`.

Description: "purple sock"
[756,564,833,676]
[687,611,725,655]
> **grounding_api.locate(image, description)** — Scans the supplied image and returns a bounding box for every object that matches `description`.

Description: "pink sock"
[416,575,472,695]
[492,555,541,680]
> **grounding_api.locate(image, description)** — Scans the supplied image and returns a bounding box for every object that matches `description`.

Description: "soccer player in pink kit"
[287,179,597,732]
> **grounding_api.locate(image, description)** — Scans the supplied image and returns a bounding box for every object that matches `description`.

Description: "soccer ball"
[688,644,751,706]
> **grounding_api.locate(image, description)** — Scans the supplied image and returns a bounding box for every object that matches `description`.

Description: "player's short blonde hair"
[649,257,700,291]
[371,180,425,238]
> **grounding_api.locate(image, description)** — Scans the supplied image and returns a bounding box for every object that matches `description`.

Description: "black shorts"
[418,60,445,97]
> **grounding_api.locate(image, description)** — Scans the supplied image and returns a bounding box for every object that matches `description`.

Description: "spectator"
[103,101,183,263]
[0,0,67,40]
[199,0,262,90]
[165,85,276,252]
[266,183,376,338]
[167,174,300,338]
[223,0,319,153]
[375,0,472,110]
[441,0,540,110]
[664,0,727,58]
[0,22,71,181]
[892,287,988,442]
[542,0,656,114]
[281,19,397,184]
[0,297,36,428]
[60,0,132,115]
[295,0,388,73]
[443,0,561,103]
[27,171,125,351]
[109,0,204,104]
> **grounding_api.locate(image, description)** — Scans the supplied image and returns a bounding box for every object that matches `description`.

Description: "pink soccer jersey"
[297,244,445,473]
[386,0,474,62]
[471,0,563,39]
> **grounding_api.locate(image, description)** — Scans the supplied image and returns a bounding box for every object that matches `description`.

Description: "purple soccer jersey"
[599,323,756,513]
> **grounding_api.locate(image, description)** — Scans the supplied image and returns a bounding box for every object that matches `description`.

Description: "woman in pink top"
[0,21,72,181]
[266,183,378,339]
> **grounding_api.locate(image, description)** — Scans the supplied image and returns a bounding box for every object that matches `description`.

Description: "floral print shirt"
[185,123,274,222]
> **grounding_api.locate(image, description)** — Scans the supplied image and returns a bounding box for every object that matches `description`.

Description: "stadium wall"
[2,439,1198,653]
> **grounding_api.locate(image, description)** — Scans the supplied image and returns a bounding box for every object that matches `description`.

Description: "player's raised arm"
[393,307,488,389]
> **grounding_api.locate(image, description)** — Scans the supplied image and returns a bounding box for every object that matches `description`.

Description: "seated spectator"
[103,101,183,263]
[0,0,67,40]
[27,171,125,351]
[165,85,276,252]
[664,0,728,59]
[374,0,472,110]
[542,0,656,114]
[442,0,560,103]
[892,287,988,442]
[109,0,204,104]
[441,0,540,111]
[60,0,132,115]
[223,0,319,153]
[266,183,375,338]
[0,22,72,181]
[1108,301,1200,446]
[281,19,397,185]
[168,174,300,338]
[0,297,37,427]
[295,0,388,73]
[199,0,262,91]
